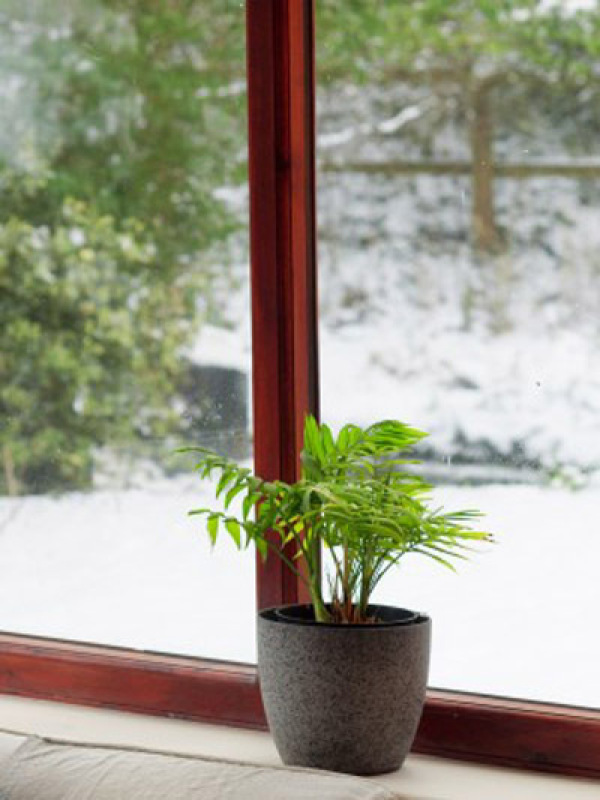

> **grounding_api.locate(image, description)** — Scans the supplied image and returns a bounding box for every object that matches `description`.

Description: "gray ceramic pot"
[257,604,431,775]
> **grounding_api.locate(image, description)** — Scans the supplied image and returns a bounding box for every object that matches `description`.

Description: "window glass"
[0,0,255,662]
[317,1,600,707]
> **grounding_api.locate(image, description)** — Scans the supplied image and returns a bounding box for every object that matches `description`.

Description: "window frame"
[0,0,599,780]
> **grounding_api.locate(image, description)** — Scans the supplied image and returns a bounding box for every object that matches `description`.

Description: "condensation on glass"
[0,1,255,662]
[316,2,600,707]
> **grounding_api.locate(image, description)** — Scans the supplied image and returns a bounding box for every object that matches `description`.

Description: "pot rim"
[259,603,429,628]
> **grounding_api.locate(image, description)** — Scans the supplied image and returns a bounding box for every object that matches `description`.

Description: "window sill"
[0,694,598,800]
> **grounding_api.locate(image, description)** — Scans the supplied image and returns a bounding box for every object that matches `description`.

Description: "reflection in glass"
[317,1,600,706]
[0,1,255,661]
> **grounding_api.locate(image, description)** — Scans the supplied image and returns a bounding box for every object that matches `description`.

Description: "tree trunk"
[2,444,19,497]
[470,83,500,252]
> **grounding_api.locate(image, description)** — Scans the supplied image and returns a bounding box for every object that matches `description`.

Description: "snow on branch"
[317,101,432,151]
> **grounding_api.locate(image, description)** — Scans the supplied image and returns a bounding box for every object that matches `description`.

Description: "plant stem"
[343,542,352,620]
[262,536,311,591]
[310,585,331,623]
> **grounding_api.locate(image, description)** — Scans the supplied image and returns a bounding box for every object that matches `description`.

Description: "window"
[0,0,256,663]
[315,0,600,711]
[1,0,598,779]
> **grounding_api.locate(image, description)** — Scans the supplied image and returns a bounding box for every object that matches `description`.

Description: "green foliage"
[0,183,193,494]
[4,0,247,268]
[316,1,600,165]
[186,416,489,624]
[0,1,247,494]
[316,1,600,84]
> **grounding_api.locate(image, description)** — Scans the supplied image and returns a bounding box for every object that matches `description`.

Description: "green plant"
[0,193,190,495]
[0,1,247,495]
[186,416,489,624]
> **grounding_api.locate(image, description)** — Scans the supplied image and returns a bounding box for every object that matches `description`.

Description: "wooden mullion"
[247,0,319,610]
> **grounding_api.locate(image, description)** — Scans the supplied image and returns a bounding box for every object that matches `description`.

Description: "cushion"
[0,733,24,762]
[0,736,399,800]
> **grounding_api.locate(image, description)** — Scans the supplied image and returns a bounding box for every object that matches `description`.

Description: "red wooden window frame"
[247,0,318,610]
[0,0,599,781]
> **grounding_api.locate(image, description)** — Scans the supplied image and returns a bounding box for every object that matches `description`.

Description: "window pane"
[0,0,255,662]
[317,1,600,707]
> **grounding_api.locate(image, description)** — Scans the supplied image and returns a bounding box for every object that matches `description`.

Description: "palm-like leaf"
[183,416,490,623]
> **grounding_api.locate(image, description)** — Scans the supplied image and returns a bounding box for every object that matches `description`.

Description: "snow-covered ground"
[1,478,598,709]
[310,170,600,710]
[375,482,600,709]
[317,169,600,476]
[0,477,256,664]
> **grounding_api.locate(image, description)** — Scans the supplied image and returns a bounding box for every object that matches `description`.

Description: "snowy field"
[375,482,600,710]
[0,477,598,710]
[0,477,256,664]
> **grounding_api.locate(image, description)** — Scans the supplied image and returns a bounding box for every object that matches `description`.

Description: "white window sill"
[0,694,598,800]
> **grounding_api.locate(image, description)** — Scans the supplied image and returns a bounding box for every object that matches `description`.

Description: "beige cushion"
[0,736,399,799]
[0,733,24,762]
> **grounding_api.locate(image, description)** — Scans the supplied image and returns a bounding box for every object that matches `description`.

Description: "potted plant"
[186,416,488,775]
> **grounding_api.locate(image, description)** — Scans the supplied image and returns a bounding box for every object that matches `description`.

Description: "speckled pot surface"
[257,604,431,776]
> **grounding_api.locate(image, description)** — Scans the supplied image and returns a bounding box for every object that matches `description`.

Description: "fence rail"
[321,160,600,179]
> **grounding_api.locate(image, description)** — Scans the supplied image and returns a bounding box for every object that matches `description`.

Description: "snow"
[1,479,598,708]
[190,323,249,371]
[0,478,256,664]
[539,0,597,12]
[307,108,600,708]
[374,483,600,709]
[318,101,434,151]
[320,322,600,472]
[316,166,600,475]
